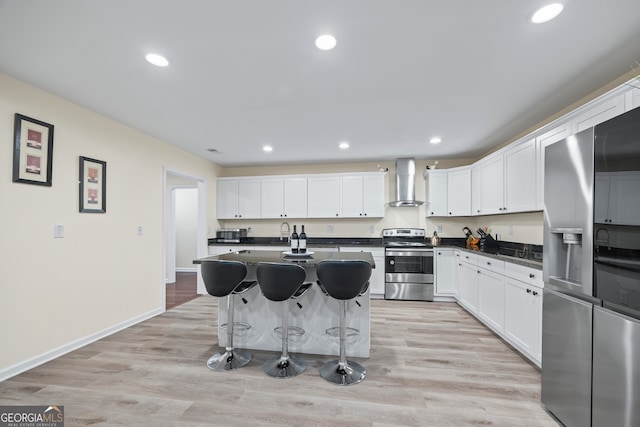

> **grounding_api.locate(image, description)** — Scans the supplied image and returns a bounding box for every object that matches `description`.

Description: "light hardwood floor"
[0,297,558,426]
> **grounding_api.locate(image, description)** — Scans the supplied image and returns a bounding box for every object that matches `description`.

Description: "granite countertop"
[208,236,384,248]
[436,244,543,270]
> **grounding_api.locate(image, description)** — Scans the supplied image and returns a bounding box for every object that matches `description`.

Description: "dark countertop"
[208,236,383,247]
[435,244,543,270]
[194,249,376,267]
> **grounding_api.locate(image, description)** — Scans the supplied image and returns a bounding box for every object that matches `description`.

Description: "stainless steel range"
[382,228,434,301]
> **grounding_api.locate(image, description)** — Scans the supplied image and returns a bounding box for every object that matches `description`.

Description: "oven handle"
[385,250,434,257]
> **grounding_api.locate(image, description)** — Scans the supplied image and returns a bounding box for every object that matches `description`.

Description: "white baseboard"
[0,307,164,382]
[175,267,197,273]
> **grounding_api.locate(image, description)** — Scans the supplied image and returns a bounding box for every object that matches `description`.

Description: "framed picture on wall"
[12,113,55,186]
[79,156,107,213]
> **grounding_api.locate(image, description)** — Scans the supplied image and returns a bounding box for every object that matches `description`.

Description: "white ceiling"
[1,1,639,167]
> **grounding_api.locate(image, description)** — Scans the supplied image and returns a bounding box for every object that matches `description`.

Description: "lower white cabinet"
[477,266,505,334]
[435,248,457,296]
[339,247,385,297]
[504,277,542,364]
[458,256,479,314]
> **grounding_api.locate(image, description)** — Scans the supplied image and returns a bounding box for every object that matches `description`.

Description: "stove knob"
[389,260,395,266]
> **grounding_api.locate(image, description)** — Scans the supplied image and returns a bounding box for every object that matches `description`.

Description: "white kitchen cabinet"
[216,178,261,219]
[504,277,542,365]
[477,257,506,335]
[307,176,341,218]
[341,173,385,218]
[479,154,504,215]
[625,86,640,110]
[435,248,457,296]
[260,177,307,219]
[457,253,479,314]
[425,170,448,216]
[340,247,385,297]
[504,138,537,213]
[536,123,571,210]
[594,171,640,226]
[471,164,482,215]
[447,167,471,216]
[572,93,626,134]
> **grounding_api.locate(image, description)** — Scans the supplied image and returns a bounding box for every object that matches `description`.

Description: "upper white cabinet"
[572,93,626,134]
[625,87,640,110]
[480,154,504,215]
[447,167,471,216]
[536,123,571,210]
[426,170,448,216]
[595,172,640,226]
[307,176,342,218]
[261,177,307,219]
[504,138,537,213]
[219,172,385,220]
[217,178,261,219]
[471,164,482,216]
[341,174,385,218]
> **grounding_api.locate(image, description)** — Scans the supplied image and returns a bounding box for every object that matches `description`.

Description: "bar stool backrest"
[257,262,306,302]
[201,260,248,297]
[316,260,372,300]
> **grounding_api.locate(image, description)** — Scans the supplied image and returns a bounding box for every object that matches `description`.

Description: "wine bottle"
[299,225,307,253]
[291,225,299,253]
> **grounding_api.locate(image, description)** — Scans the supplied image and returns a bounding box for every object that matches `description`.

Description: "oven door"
[385,248,434,284]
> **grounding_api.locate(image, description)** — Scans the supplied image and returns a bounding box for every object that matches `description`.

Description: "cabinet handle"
[526,288,532,293]
[364,213,367,216]
[438,252,442,255]
[465,256,469,259]
[430,211,434,215]
[487,262,491,266]
[532,291,538,296]
[477,210,480,213]
[449,212,452,215]
[529,273,535,278]
[336,213,339,216]
[477,270,480,274]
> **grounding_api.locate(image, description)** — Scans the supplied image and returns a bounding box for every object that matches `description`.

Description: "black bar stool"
[316,259,372,386]
[257,262,311,379]
[200,259,257,371]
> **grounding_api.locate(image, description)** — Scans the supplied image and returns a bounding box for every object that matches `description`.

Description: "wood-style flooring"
[166,272,198,310]
[0,297,558,426]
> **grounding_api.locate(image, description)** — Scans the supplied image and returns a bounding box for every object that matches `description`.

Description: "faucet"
[280,221,290,242]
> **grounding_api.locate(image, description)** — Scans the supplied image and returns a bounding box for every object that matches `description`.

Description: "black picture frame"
[79,156,107,213]
[12,113,55,186]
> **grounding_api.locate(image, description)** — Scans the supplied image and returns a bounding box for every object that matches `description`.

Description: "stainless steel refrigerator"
[542,106,640,427]
[541,128,600,427]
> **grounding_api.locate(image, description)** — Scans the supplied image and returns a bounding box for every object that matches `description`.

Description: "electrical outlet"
[326,225,334,233]
[369,226,375,234]
[436,225,443,233]
[508,225,513,235]
[137,226,143,236]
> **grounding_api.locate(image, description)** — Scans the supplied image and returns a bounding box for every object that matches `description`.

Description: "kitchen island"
[194,250,375,357]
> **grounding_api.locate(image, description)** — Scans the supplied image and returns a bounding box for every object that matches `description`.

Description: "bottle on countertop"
[299,225,307,253]
[291,225,299,253]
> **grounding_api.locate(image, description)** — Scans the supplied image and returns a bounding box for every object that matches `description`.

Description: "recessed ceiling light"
[315,34,337,51]
[263,145,273,152]
[531,3,564,23]
[430,137,442,144]
[339,141,350,149]
[145,53,169,67]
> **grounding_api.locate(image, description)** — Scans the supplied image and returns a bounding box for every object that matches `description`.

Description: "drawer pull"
[529,273,535,278]
[532,291,539,296]
[526,288,532,294]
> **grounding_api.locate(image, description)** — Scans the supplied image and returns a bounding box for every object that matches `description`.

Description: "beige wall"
[0,73,219,375]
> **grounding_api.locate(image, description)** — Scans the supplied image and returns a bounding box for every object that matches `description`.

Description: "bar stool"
[257,262,311,378]
[201,259,257,371]
[316,259,372,386]
[318,280,369,339]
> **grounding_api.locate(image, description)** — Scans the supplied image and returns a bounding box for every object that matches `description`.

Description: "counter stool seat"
[201,260,257,371]
[257,262,309,379]
[316,260,372,386]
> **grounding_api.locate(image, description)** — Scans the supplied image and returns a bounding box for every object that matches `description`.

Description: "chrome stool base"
[207,348,252,371]
[319,360,366,386]
[262,354,307,378]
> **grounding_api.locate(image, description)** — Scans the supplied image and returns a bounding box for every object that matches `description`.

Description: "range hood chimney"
[388,157,425,207]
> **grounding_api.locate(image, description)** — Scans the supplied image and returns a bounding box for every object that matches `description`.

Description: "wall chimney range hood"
[388,157,425,207]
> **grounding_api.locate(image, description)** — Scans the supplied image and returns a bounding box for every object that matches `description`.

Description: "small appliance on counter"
[215,228,248,243]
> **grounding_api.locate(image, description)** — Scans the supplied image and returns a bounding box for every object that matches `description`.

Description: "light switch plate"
[137,226,143,236]
[53,225,64,238]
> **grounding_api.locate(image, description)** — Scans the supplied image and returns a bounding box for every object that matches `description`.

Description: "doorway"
[163,168,208,310]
